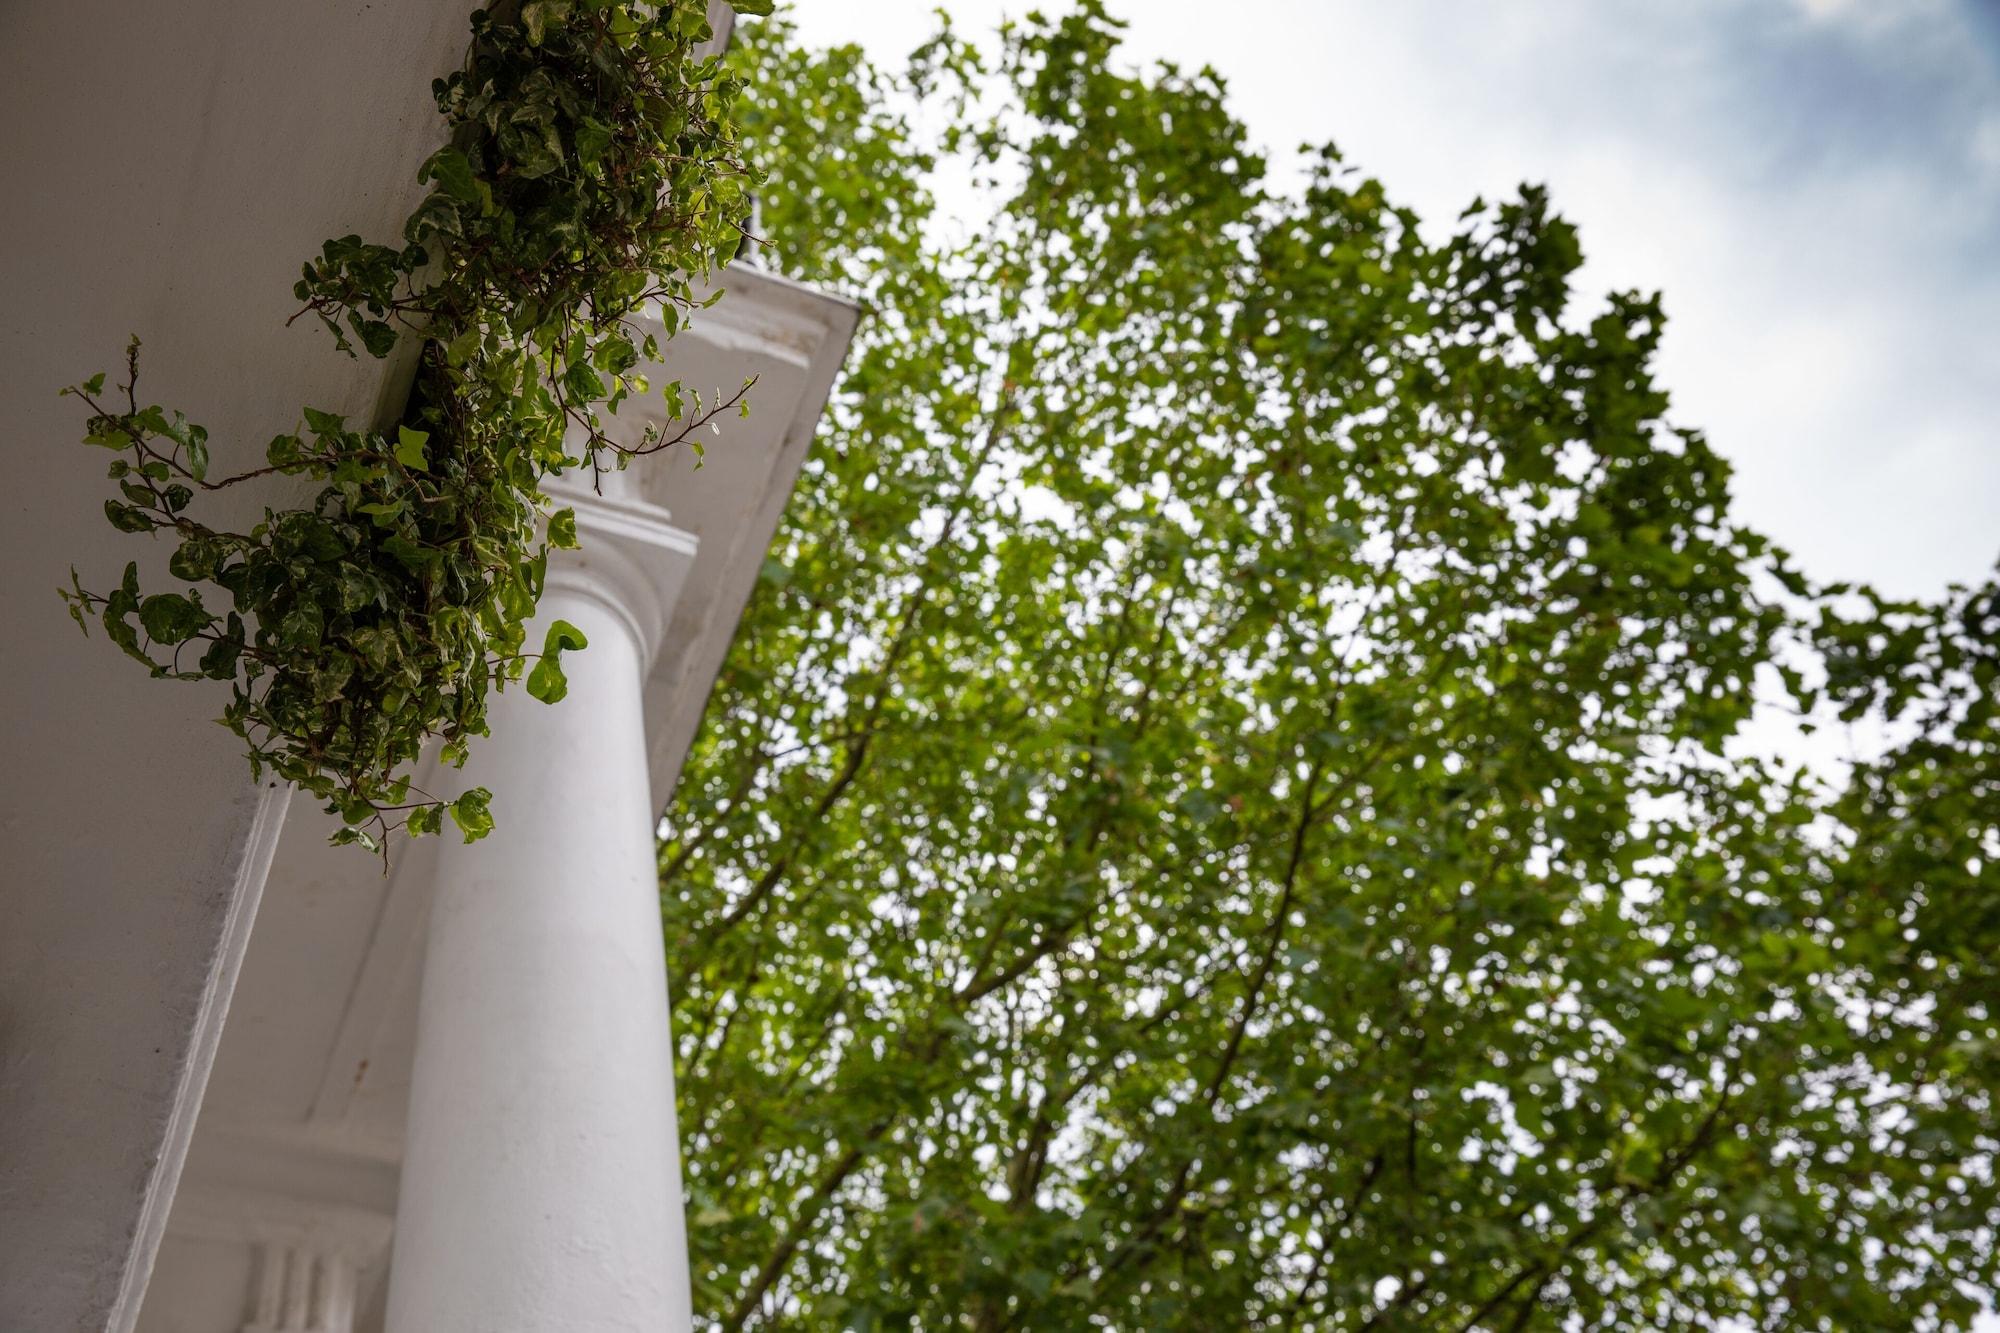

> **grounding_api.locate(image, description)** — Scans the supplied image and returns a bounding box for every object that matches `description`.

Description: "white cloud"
[786,0,2000,599]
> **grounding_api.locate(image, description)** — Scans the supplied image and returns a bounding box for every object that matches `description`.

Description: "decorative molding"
[180,1124,402,1220]
[172,1184,391,1333]
[644,278,861,805]
[110,780,295,1333]
[543,477,700,671]
[241,1243,359,1333]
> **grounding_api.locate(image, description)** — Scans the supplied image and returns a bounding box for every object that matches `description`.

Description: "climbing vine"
[59,0,771,853]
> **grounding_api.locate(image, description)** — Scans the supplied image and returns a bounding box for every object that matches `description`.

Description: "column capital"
[543,476,698,671]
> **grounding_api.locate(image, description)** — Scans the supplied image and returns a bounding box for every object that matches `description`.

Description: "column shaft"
[385,572,690,1331]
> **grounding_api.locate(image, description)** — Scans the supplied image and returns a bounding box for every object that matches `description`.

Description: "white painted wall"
[0,3,471,1326]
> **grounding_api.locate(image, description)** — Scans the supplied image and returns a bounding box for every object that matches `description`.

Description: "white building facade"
[0,4,853,1329]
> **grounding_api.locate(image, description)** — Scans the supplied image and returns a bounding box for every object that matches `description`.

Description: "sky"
[787,0,2000,604]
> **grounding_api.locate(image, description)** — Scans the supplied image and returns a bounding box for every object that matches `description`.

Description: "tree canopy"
[661,9,2000,1329]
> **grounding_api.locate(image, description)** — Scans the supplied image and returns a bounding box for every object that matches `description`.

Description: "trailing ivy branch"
[58,0,773,857]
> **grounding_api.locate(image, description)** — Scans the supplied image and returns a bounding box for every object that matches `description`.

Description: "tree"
[661,9,2000,1328]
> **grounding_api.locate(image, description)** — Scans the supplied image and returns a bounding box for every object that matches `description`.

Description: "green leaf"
[102,605,150,667]
[526,657,568,704]
[564,360,605,404]
[278,604,324,648]
[730,0,776,13]
[526,617,587,704]
[59,568,93,636]
[548,507,579,549]
[395,425,430,472]
[351,315,397,359]
[169,539,218,582]
[521,0,572,44]
[138,593,206,645]
[103,500,154,534]
[445,326,482,367]
[574,119,615,169]
[449,787,494,842]
[544,618,587,654]
[199,636,241,680]
[301,406,343,436]
[421,146,481,204]
[381,534,438,571]
[329,826,380,852]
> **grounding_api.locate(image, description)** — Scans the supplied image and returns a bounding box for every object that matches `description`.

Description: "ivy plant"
[59,0,772,854]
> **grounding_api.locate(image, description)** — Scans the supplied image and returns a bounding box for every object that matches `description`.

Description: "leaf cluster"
[60,0,762,851]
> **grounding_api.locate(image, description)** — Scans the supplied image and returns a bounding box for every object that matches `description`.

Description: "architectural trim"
[644,270,861,803]
[180,1124,401,1221]
[111,781,294,1333]
[173,1184,392,1333]
[544,479,701,670]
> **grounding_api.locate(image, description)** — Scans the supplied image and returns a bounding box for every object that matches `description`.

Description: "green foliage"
[663,9,2000,1329]
[526,618,589,704]
[60,0,761,849]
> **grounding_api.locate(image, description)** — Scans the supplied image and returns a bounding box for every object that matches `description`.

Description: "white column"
[385,492,697,1332]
